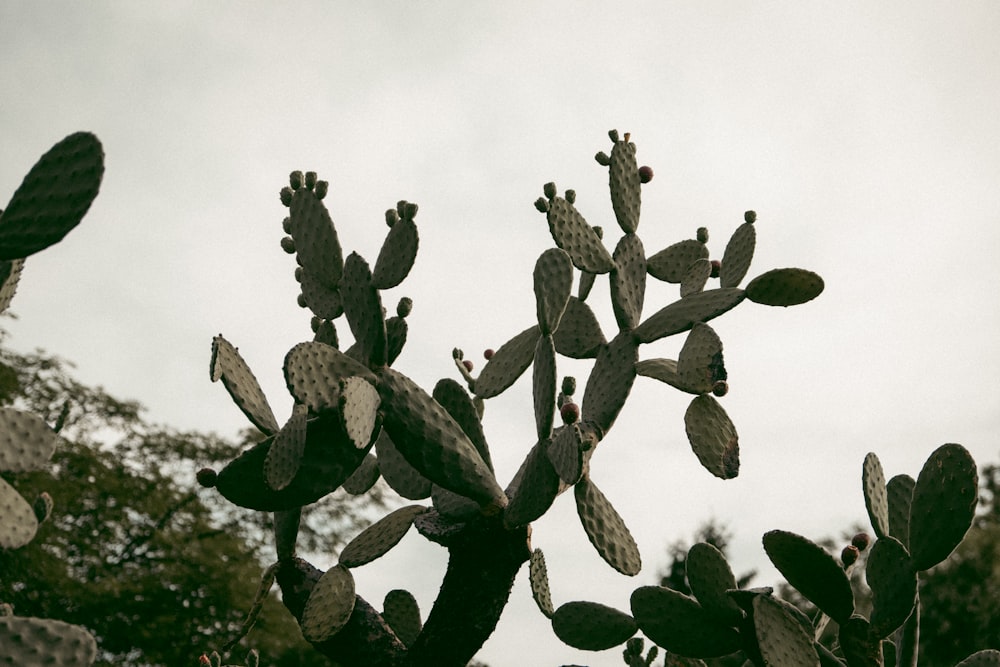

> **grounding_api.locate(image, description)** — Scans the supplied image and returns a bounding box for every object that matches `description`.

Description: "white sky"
[2,3,999,666]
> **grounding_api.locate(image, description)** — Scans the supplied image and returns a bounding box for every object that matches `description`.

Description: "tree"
[0,334,383,666]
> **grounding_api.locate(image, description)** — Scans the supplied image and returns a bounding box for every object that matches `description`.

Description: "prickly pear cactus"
[0,132,104,666]
[204,129,831,666]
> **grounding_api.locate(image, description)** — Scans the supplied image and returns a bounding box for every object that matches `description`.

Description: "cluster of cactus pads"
[0,132,104,665]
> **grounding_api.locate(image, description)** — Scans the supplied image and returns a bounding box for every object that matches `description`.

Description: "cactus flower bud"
[279,187,293,207]
[196,468,218,488]
[304,171,318,189]
[712,381,729,397]
[561,376,576,397]
[697,227,709,244]
[396,297,413,318]
[744,210,757,224]
[289,171,304,189]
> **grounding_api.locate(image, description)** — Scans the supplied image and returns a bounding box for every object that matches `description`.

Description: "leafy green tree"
[0,334,384,666]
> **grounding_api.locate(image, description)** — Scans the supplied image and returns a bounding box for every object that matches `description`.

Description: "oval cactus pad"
[0,131,104,260]
[529,548,555,618]
[862,452,890,539]
[752,595,820,667]
[533,247,573,335]
[339,504,426,568]
[574,475,641,576]
[635,288,746,345]
[610,233,647,331]
[373,215,418,290]
[211,335,280,435]
[338,376,381,449]
[607,134,642,234]
[630,586,741,658]
[383,589,421,647]
[0,616,97,666]
[552,297,606,359]
[0,477,38,549]
[545,196,615,274]
[263,405,308,490]
[647,239,709,283]
[762,529,854,624]
[685,542,742,625]
[474,325,541,398]
[719,221,756,288]
[288,186,343,289]
[581,332,638,435]
[0,407,59,473]
[301,564,356,643]
[284,341,376,413]
[684,395,739,480]
[908,443,978,571]
[374,430,432,500]
[551,600,637,651]
[745,268,824,307]
[340,253,388,367]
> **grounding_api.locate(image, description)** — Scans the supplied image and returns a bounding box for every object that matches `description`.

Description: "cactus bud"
[452,348,463,360]
[593,226,603,239]
[297,293,307,308]
[280,236,296,254]
[385,208,399,227]
[697,227,709,243]
[608,129,619,142]
[289,171,304,190]
[710,259,721,279]
[565,189,576,204]
[196,468,218,488]
[744,210,757,224]
[396,200,408,217]
[311,316,321,333]
[304,171,318,189]
[638,166,653,183]
[534,197,549,213]
[396,297,413,318]
[403,201,418,219]
[841,544,860,568]
[595,151,611,166]
[282,216,292,233]
[315,180,329,199]
[543,182,557,199]
[483,348,495,360]
[712,380,728,397]
[279,187,293,207]
[561,376,576,397]
[851,532,871,552]
[560,402,580,424]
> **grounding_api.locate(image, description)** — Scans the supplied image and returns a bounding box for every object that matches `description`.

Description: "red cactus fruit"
[463,360,474,372]
[638,166,654,184]
[710,260,721,279]
[841,544,860,568]
[196,468,218,488]
[851,532,871,552]
[484,349,495,360]
[560,402,580,424]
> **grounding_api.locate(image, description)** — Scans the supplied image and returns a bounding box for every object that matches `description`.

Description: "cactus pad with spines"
[605,131,642,234]
[676,324,726,396]
[752,595,820,667]
[283,341,375,413]
[685,542,743,625]
[684,394,739,479]
[762,530,854,625]
[297,269,344,320]
[338,376,381,449]
[532,335,557,439]
[0,616,97,666]
[529,548,555,618]
[372,205,418,289]
[862,452,891,539]
[679,257,712,297]
[474,325,541,398]
[719,221,756,288]
[551,600,638,651]
[432,379,493,471]
[546,423,585,485]
[338,505,426,568]
[581,332,638,435]
[837,615,881,667]
[541,190,616,274]
[533,248,573,335]
[630,586,741,658]
[341,453,380,495]
[340,253,388,367]
[634,288,746,344]
[377,366,505,509]
[610,233,647,331]
[0,132,104,261]
[0,477,38,549]
[745,268,824,307]
[646,239,710,283]
[0,407,59,472]
[865,535,916,638]
[574,475,641,576]
[211,335,280,435]
[504,439,561,528]
[263,405,308,491]
[552,297,606,359]
[301,564,356,643]
[383,589,421,647]
[286,180,343,289]
[373,430,432,500]
[886,473,915,549]
[907,443,978,571]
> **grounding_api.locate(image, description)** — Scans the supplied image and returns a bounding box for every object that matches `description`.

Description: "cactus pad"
[574,475,641,576]
[610,233,647,331]
[719,221,756,288]
[532,335,557,439]
[297,269,344,320]
[908,443,978,571]
[341,453,381,495]
[752,594,820,667]
[679,258,712,297]
[339,504,426,568]
[372,214,418,290]
[862,452,891,539]
[263,405,308,490]
[373,430,432,500]
[837,616,881,667]
[0,407,59,472]
[634,288,746,344]
[533,248,574,335]
[630,586,741,658]
[504,439,561,527]
[552,297,606,359]
[0,616,97,666]
[383,589,421,647]
[301,564,356,643]
[684,395,739,479]
[474,325,541,398]
[676,324,726,395]
[865,535,916,638]
[886,473,915,549]
[283,341,376,413]
[529,548,555,618]
[762,530,854,624]
[745,268,824,307]
[340,253,388,367]
[0,259,25,315]
[685,542,742,625]
[377,367,505,509]
[606,132,641,234]
[544,195,616,274]
[956,651,1000,667]
[546,423,585,485]
[338,376,381,449]
[581,332,638,435]
[551,600,638,651]
[647,240,709,283]
[287,185,343,289]
[0,477,38,549]
[211,336,280,435]
[0,132,104,260]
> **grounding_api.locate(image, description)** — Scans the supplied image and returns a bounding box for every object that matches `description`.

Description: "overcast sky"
[2,3,999,666]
